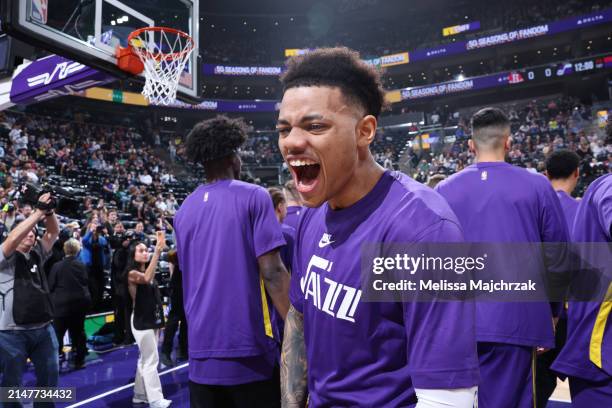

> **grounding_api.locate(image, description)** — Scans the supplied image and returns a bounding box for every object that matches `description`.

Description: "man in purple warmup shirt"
[546,150,581,232]
[174,116,291,408]
[277,47,479,408]
[535,149,581,407]
[282,180,303,230]
[552,174,612,406]
[435,107,569,408]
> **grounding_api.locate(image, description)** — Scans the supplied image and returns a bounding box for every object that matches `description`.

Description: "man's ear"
[468,139,476,153]
[357,115,377,148]
[504,136,511,152]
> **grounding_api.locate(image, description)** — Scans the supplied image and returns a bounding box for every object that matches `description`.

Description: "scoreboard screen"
[521,55,609,83]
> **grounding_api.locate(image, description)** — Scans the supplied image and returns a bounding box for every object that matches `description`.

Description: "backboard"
[2,0,199,102]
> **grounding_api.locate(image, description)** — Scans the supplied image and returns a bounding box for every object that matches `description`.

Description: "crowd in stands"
[405,97,611,196]
[0,111,189,224]
[200,0,608,66]
[0,94,608,326]
[0,110,193,322]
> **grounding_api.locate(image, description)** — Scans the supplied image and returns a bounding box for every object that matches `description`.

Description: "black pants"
[161,302,187,356]
[189,368,280,408]
[535,317,568,408]
[112,292,134,344]
[88,268,105,311]
[53,314,87,363]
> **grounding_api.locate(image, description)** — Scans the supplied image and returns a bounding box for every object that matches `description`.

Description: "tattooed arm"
[281,305,308,408]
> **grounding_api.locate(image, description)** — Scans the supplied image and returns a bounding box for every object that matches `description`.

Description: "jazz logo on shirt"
[300,255,362,323]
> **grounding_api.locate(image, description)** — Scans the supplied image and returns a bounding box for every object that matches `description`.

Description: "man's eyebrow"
[276,114,326,127]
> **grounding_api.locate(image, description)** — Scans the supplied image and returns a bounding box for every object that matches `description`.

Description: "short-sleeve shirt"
[556,190,579,233]
[290,171,479,406]
[0,242,52,330]
[553,174,612,381]
[174,180,286,385]
[283,205,302,230]
[436,162,569,348]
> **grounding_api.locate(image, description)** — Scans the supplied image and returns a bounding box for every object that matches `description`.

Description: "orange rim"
[127,26,195,61]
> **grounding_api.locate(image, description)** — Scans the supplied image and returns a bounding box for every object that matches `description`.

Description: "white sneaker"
[149,399,172,408]
[132,394,148,404]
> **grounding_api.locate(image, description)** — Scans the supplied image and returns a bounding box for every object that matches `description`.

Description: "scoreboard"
[400,54,612,101]
[522,55,610,82]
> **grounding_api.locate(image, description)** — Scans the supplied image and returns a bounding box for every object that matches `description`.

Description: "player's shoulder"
[588,173,612,195]
[439,162,549,190]
[281,223,296,235]
[519,166,551,185]
[227,179,266,195]
[175,185,204,216]
[585,174,612,207]
[281,223,296,242]
[387,171,460,225]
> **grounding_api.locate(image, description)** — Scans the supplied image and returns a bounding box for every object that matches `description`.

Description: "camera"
[118,229,137,243]
[13,183,81,218]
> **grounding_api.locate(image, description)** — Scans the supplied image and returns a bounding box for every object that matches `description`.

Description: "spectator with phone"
[126,231,170,408]
[80,217,110,311]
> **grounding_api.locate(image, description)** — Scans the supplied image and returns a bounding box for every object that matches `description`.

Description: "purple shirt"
[553,174,612,382]
[556,190,579,233]
[174,180,286,385]
[436,162,569,348]
[291,171,479,406]
[284,205,302,230]
[280,223,295,271]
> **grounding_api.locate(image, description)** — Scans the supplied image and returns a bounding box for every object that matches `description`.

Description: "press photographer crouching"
[0,192,60,402]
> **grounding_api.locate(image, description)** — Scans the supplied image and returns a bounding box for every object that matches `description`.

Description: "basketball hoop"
[116,27,195,105]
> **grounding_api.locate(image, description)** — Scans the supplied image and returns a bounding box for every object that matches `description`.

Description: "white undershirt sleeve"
[414,387,478,408]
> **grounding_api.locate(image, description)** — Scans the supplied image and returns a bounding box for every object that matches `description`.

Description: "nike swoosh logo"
[318,239,335,248]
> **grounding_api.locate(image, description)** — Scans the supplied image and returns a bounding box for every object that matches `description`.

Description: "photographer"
[109,223,135,345]
[0,193,60,398]
[80,219,110,311]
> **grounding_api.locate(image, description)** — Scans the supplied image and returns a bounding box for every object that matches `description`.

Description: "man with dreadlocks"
[174,115,290,408]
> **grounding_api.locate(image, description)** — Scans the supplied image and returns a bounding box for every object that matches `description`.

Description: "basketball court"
[17,340,574,407]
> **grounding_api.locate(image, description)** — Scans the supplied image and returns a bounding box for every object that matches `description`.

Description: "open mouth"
[288,159,321,194]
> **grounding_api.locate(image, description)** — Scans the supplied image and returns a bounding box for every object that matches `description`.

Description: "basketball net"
[128,28,194,105]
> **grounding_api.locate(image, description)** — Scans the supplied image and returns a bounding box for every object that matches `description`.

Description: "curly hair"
[184,115,248,165]
[280,47,387,118]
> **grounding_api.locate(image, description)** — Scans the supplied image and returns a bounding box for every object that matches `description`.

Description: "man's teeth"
[289,159,317,166]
